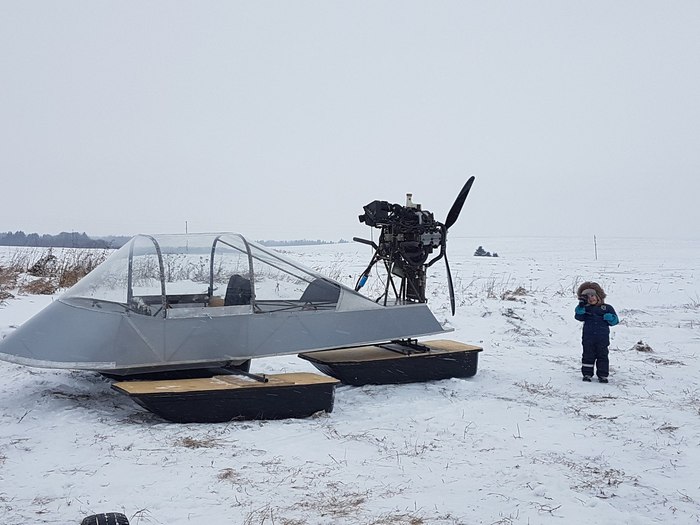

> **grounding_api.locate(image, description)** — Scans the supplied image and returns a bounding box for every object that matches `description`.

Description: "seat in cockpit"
[299,279,340,304]
[224,275,252,306]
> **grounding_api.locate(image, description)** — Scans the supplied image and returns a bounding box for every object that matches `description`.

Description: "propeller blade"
[444,176,475,231]
[445,252,456,316]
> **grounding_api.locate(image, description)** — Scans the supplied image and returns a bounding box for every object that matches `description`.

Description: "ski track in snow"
[1,237,699,524]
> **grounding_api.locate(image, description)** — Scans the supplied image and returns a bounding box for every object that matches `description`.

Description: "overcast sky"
[1,1,699,241]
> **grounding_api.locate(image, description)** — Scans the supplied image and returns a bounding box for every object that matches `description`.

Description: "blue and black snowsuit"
[575,302,619,379]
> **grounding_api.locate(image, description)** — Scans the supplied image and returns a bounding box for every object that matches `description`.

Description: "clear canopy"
[62,233,379,317]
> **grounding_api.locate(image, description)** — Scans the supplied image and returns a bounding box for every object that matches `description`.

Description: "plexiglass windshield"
[61,233,376,316]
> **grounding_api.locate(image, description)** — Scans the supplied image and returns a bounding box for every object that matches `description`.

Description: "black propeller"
[444,251,456,315]
[445,176,475,231]
[443,176,475,315]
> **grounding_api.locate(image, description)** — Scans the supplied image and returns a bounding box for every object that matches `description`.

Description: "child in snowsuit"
[574,281,619,383]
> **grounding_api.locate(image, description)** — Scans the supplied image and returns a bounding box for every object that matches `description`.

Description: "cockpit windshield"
[61,233,378,317]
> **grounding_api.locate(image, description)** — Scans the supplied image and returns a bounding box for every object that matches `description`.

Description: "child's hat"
[577,281,606,300]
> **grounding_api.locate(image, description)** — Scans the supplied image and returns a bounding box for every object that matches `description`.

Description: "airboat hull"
[298,339,482,386]
[0,298,448,374]
[0,232,451,375]
[112,372,339,423]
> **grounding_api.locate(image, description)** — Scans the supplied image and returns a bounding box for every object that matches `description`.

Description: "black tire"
[81,513,129,525]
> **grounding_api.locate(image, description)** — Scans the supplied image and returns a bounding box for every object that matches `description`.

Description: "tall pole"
[594,235,598,261]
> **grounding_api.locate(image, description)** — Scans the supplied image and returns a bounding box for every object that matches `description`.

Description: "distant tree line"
[96,235,130,248]
[0,232,349,250]
[0,231,115,249]
[258,239,349,247]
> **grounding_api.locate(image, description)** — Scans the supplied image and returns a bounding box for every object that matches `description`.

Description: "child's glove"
[575,305,586,315]
[603,313,619,325]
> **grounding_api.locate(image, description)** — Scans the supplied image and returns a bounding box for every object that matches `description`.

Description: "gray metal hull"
[0,299,448,374]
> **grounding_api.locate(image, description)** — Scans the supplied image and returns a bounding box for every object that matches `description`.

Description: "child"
[574,281,619,383]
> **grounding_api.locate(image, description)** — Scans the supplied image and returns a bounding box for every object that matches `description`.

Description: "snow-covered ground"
[1,236,699,525]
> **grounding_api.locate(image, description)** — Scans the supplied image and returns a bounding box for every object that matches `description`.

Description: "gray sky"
[1,1,699,241]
